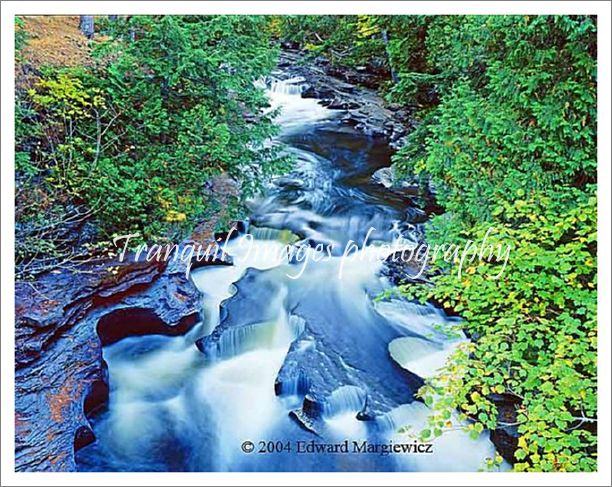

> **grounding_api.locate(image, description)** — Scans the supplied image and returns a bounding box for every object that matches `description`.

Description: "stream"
[76,75,499,472]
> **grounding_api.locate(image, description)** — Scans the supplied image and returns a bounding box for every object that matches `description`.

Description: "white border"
[1,2,610,486]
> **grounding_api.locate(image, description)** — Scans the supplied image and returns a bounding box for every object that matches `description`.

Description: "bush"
[15,16,290,275]
[388,15,597,471]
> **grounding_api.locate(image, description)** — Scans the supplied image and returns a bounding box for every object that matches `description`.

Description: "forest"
[14,15,597,473]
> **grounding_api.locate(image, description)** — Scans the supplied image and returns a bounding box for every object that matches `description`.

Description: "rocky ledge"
[14,175,240,472]
[276,49,414,146]
[14,252,202,472]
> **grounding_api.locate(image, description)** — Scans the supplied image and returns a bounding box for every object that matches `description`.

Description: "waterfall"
[77,65,502,473]
[200,311,305,362]
[268,76,308,95]
[264,76,336,131]
[249,226,300,243]
[321,386,367,418]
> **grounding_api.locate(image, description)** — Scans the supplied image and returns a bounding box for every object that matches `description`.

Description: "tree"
[79,15,94,39]
[15,15,290,275]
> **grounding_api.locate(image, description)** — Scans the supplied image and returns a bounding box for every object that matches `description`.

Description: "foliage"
[275,16,387,69]
[15,17,28,54]
[393,16,597,224]
[276,15,431,97]
[15,15,288,275]
[387,16,597,472]
[285,14,598,472]
[400,190,597,471]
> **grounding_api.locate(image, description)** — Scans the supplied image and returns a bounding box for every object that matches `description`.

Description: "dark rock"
[83,379,109,417]
[289,409,320,435]
[370,168,442,217]
[275,320,423,435]
[277,49,409,143]
[488,393,522,464]
[380,249,431,286]
[301,85,335,100]
[190,247,234,272]
[323,98,360,110]
[280,40,300,51]
[96,306,197,346]
[15,246,202,472]
[73,426,96,452]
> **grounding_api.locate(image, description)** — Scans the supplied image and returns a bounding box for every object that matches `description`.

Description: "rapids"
[76,76,500,472]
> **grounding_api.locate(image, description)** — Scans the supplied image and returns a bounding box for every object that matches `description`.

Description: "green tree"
[15,15,289,275]
[388,15,597,472]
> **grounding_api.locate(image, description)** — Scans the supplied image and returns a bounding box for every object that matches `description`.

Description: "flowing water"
[76,76,500,472]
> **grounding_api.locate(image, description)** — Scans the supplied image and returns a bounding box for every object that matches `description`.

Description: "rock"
[487,393,522,464]
[301,85,336,100]
[277,49,409,142]
[275,319,423,434]
[195,268,284,360]
[371,167,395,188]
[197,265,424,435]
[190,250,234,272]
[371,167,420,194]
[15,246,202,472]
[380,248,431,286]
[370,168,442,216]
[96,306,197,347]
[323,98,359,110]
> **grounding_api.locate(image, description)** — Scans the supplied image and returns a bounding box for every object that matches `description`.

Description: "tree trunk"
[79,16,95,39]
[381,29,399,84]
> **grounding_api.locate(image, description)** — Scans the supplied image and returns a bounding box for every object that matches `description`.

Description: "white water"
[78,78,503,472]
[264,75,336,132]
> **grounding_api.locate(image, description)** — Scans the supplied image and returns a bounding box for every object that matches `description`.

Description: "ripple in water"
[76,78,502,472]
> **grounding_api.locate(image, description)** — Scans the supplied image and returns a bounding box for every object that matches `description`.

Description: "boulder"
[381,249,431,286]
[15,247,202,472]
[487,393,522,464]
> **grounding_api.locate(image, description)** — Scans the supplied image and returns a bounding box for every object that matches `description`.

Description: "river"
[76,75,499,472]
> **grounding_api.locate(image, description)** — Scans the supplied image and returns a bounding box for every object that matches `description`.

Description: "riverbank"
[14,48,415,471]
[15,176,238,471]
[277,48,411,146]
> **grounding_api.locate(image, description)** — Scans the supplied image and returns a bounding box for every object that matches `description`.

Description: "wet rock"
[277,49,410,144]
[73,426,96,452]
[370,167,442,217]
[83,379,109,417]
[488,393,522,464]
[275,324,423,435]
[195,268,284,360]
[371,167,397,189]
[15,246,202,472]
[289,409,320,435]
[190,247,234,272]
[96,306,197,346]
[301,84,336,100]
[322,98,360,110]
[380,250,432,286]
[371,167,421,195]
[201,265,424,435]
